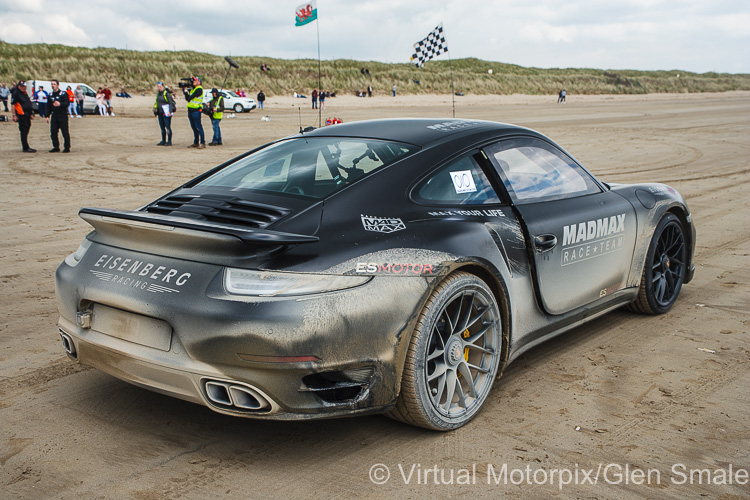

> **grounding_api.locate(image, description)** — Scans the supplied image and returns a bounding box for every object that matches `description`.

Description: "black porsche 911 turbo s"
[55,118,696,430]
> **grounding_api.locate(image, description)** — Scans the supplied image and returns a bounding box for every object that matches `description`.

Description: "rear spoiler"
[79,207,319,245]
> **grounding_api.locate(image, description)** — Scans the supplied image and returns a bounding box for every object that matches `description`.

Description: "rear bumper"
[56,263,431,420]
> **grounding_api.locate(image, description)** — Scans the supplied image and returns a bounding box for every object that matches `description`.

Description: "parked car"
[201,89,256,113]
[27,80,98,114]
[55,119,696,430]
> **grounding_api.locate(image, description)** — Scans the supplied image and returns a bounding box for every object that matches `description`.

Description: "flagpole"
[316,13,322,128]
[448,51,455,118]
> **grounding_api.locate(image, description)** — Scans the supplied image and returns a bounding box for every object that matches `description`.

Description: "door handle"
[534,234,558,253]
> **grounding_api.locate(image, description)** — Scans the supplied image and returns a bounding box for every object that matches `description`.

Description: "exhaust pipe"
[203,379,271,411]
[59,329,77,358]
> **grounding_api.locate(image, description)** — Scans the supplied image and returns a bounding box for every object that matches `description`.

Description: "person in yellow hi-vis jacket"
[208,88,225,146]
[153,81,176,146]
[183,76,205,149]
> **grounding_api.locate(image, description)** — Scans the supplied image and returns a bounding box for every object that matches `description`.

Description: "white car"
[202,89,257,113]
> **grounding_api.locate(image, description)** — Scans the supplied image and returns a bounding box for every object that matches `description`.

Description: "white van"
[27,80,99,114]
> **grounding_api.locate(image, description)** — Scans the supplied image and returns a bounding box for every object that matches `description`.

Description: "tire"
[629,213,687,314]
[234,103,243,113]
[388,272,502,430]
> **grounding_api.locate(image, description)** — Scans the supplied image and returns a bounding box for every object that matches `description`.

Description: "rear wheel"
[388,272,502,430]
[234,103,243,113]
[630,213,687,314]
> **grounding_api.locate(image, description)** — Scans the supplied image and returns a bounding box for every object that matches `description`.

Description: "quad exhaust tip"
[59,329,77,358]
[203,380,271,412]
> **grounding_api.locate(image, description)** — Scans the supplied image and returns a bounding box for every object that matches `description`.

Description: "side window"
[485,138,601,203]
[412,153,500,205]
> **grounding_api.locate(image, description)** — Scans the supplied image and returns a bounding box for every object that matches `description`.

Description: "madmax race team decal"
[561,213,626,266]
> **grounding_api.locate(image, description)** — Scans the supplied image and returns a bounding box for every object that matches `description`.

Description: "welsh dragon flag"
[295,1,317,26]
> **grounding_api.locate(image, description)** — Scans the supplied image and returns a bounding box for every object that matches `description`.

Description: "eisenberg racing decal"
[89,253,192,293]
[361,215,406,233]
[561,213,626,266]
[355,262,435,275]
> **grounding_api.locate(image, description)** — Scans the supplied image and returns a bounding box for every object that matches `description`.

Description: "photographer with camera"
[208,88,225,146]
[181,76,205,149]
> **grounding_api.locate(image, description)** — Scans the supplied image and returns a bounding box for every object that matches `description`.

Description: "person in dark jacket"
[46,79,71,153]
[153,81,176,145]
[256,89,266,110]
[11,81,36,152]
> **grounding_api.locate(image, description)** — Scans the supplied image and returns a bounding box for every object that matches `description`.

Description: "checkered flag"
[411,24,448,67]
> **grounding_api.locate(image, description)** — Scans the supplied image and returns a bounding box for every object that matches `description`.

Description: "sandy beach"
[1,91,748,498]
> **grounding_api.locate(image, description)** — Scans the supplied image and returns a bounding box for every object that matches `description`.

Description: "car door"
[483,137,637,315]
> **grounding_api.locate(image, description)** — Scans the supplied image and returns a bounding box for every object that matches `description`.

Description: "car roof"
[299,118,536,147]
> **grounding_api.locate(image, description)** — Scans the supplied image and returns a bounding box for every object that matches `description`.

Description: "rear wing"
[80,207,318,245]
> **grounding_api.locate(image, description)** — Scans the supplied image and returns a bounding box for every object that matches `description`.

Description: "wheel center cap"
[446,339,463,366]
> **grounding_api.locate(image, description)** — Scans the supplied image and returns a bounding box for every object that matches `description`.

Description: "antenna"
[299,107,303,134]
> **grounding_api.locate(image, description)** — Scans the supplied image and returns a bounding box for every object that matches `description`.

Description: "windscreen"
[196,137,419,199]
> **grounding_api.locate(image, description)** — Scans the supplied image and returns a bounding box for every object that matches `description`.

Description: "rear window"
[196,137,418,199]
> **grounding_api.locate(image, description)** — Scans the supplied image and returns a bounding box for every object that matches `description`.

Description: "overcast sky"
[1,0,748,73]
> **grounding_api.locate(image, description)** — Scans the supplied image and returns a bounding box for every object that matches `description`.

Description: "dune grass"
[2,42,748,97]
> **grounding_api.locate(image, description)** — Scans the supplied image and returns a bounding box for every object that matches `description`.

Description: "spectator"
[75,85,85,117]
[95,88,108,116]
[66,86,80,117]
[392,84,397,97]
[35,85,49,118]
[367,85,372,97]
[319,90,326,109]
[0,82,10,112]
[10,81,36,152]
[311,88,318,109]
[256,89,266,110]
[102,85,113,115]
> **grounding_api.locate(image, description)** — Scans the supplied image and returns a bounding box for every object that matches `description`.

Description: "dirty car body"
[55,119,696,430]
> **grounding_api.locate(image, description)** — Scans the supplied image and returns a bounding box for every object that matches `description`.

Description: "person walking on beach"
[153,81,176,146]
[207,88,224,146]
[10,81,36,153]
[47,79,71,153]
[183,76,205,149]
[256,89,265,110]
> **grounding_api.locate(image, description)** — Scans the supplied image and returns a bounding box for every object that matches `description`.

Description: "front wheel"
[388,272,502,430]
[630,213,687,314]
[234,103,243,113]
